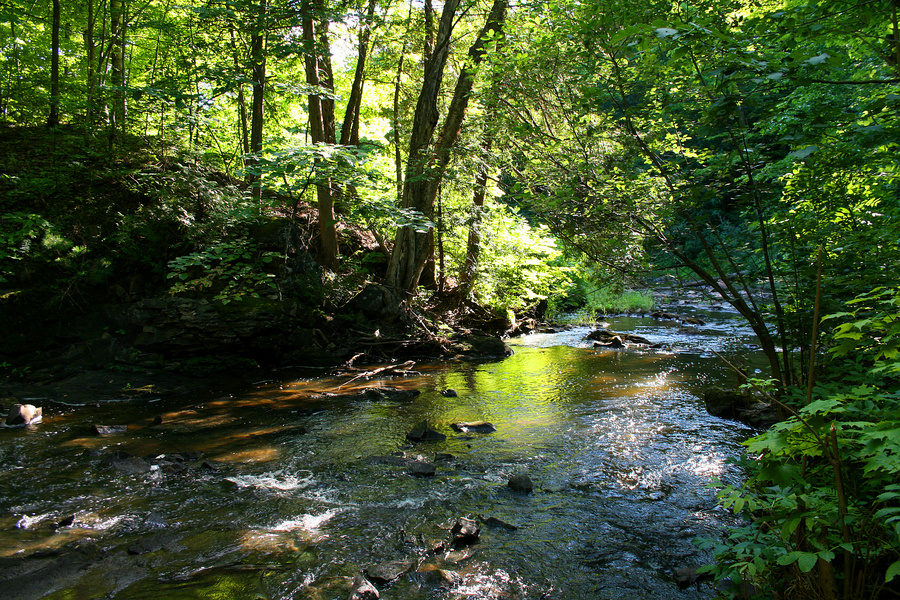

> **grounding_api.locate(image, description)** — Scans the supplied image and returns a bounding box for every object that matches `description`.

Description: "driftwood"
[337,360,417,388]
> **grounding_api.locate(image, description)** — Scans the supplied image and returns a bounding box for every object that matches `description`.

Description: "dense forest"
[2,0,900,597]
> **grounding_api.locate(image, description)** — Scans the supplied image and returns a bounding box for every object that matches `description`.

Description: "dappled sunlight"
[213,446,282,463]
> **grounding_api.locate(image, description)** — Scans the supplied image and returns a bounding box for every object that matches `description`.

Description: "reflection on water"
[0,315,760,599]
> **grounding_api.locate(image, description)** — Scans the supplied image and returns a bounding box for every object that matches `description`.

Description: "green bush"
[698,287,900,599]
[167,239,278,304]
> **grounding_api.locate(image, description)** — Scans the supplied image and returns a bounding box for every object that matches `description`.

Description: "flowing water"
[0,311,764,600]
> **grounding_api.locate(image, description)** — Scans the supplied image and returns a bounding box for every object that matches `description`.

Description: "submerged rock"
[110,457,153,475]
[508,474,534,493]
[366,560,414,584]
[359,387,420,400]
[409,461,436,477]
[406,420,446,442]
[418,566,462,587]
[481,516,518,530]
[91,424,127,435]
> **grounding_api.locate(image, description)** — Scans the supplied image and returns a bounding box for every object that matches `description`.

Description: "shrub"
[698,287,900,600]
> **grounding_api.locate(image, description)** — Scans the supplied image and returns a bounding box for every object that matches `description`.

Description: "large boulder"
[345,284,404,321]
[447,332,512,359]
[586,328,652,345]
[508,473,534,493]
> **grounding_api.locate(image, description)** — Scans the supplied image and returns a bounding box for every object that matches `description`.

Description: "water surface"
[0,315,760,599]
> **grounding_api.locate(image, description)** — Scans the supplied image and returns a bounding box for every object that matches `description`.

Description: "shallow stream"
[0,310,763,600]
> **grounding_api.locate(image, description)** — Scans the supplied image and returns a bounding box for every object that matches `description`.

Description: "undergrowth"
[698,287,900,599]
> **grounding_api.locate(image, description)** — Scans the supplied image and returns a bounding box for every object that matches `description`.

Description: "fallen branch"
[337,360,416,388]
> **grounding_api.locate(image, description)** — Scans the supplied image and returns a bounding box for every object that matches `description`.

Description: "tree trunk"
[48,0,61,127]
[423,0,434,62]
[229,27,250,156]
[339,0,376,147]
[84,0,95,127]
[385,0,508,297]
[302,0,339,270]
[392,2,413,206]
[458,129,494,299]
[109,0,125,141]
[383,0,461,297]
[248,0,267,202]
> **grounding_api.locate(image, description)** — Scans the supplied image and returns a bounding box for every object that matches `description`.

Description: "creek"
[0,310,764,600]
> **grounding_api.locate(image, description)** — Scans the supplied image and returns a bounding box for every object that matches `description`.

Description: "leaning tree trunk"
[384,0,508,298]
[383,0,461,298]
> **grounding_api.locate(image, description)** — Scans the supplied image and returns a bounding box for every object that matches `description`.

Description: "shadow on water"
[0,315,763,599]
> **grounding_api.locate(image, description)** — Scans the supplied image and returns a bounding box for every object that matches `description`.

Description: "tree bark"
[423,0,434,62]
[109,0,126,140]
[229,27,250,156]
[458,128,494,298]
[302,0,339,270]
[339,0,377,147]
[248,0,267,202]
[385,0,508,297]
[48,0,61,127]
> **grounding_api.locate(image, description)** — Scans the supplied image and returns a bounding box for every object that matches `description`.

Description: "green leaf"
[788,145,817,159]
[798,552,818,573]
[777,550,803,566]
[887,561,900,583]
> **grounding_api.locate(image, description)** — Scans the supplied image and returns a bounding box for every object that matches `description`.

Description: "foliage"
[0,213,52,282]
[167,239,278,304]
[446,204,572,313]
[697,288,900,599]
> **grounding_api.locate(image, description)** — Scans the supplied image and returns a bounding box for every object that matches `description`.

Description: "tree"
[385,0,508,298]
[109,0,126,140]
[248,0,268,201]
[48,0,61,127]
[489,0,900,386]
